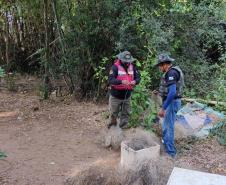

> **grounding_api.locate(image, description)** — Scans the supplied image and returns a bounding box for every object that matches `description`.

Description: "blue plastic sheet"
[175,102,225,138]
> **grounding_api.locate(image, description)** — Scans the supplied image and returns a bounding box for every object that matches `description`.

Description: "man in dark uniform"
[155,54,184,158]
[108,51,141,129]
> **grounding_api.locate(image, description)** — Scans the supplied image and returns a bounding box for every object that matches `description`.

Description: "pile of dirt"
[125,128,159,143]
[66,156,121,185]
[102,127,160,151]
[66,157,173,185]
[66,165,120,185]
[102,126,125,150]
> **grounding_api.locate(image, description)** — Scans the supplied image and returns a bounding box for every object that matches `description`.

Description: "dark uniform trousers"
[109,95,131,126]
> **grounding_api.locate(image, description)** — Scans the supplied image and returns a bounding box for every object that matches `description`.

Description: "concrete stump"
[120,139,160,171]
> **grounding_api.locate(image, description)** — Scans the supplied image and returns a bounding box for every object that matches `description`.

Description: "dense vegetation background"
[0,0,225,126]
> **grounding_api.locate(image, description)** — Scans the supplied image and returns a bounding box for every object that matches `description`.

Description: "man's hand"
[130,80,136,86]
[122,80,130,85]
[152,90,159,95]
[158,108,165,118]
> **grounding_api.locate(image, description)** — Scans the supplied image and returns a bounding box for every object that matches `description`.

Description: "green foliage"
[0,0,225,110]
[129,59,158,129]
[38,83,49,100]
[94,57,109,98]
[28,48,52,99]
[0,67,5,77]
[124,0,226,128]
[53,0,121,96]
[210,120,226,146]
[214,63,226,102]
[168,1,225,98]
[6,73,16,92]
[209,63,226,112]
[130,70,151,127]
[0,151,7,159]
[141,0,226,98]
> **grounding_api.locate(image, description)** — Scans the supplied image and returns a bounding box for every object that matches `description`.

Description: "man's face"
[158,62,170,72]
[126,62,131,67]
[158,63,166,72]
[121,61,130,67]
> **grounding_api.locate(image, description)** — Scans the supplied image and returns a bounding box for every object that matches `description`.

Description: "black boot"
[119,122,129,129]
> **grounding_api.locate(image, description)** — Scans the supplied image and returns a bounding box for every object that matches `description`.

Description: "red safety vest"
[112,60,134,90]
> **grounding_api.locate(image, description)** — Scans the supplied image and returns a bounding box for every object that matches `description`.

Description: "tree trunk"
[43,0,50,99]
[51,0,65,52]
[5,11,10,71]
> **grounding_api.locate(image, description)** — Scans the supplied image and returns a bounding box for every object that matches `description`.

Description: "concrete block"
[167,167,226,185]
[120,139,160,171]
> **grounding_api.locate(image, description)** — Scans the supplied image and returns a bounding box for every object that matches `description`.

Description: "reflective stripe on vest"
[159,66,184,98]
[112,60,134,90]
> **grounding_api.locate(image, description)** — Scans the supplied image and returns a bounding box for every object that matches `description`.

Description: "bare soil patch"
[0,90,114,185]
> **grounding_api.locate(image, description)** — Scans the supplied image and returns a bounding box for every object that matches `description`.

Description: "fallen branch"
[182,98,226,106]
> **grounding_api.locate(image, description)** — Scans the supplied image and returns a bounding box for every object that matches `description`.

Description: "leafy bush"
[210,120,226,146]
[129,59,159,129]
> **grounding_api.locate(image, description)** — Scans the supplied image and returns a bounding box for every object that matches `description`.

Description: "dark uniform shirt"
[109,62,141,99]
[165,67,180,87]
[162,66,180,102]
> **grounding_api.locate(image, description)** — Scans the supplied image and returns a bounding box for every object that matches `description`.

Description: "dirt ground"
[0,82,226,185]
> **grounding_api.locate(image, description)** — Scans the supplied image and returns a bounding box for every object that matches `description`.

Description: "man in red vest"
[108,51,140,129]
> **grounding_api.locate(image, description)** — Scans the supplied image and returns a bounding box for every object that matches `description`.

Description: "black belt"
[174,96,181,99]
